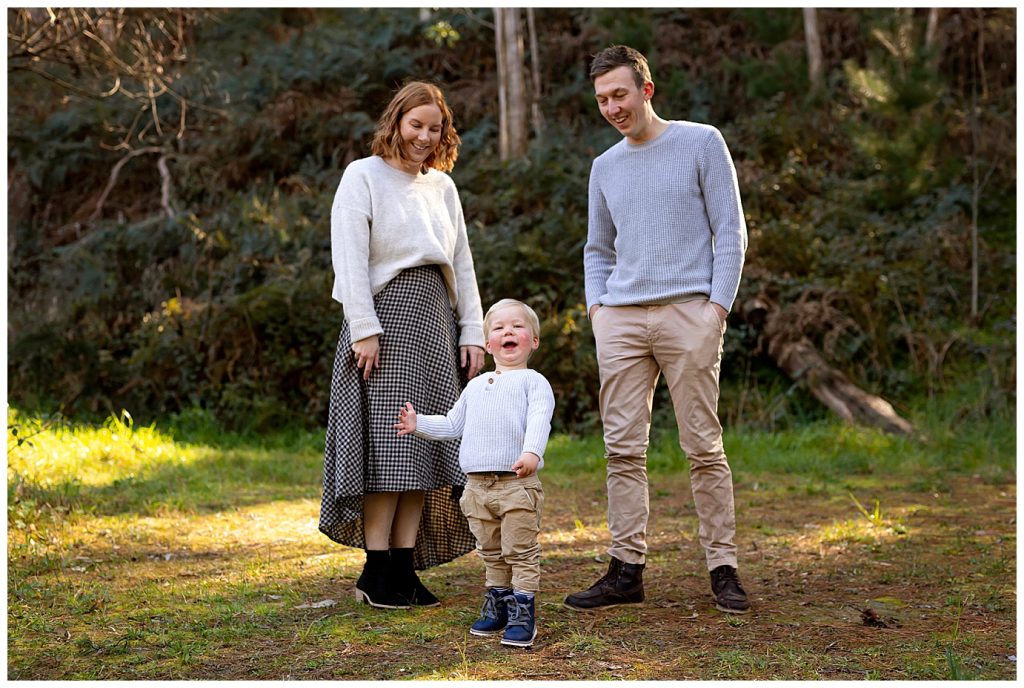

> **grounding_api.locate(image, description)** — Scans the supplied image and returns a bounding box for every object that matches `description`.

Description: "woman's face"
[397,103,443,171]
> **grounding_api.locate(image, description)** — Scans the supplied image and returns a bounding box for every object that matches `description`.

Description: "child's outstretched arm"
[397,390,469,441]
[394,402,418,436]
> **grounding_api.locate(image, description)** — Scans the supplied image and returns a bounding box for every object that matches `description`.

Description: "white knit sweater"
[414,369,555,473]
[584,121,747,313]
[330,155,484,347]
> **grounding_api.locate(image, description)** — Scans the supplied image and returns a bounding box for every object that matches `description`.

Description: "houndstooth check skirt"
[319,265,475,569]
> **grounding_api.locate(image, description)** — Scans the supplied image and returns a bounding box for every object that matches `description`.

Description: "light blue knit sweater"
[584,121,748,313]
[413,369,555,473]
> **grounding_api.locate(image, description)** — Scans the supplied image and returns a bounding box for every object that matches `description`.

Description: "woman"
[320,82,485,609]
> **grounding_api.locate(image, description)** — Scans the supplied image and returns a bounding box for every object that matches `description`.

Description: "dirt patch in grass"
[8,473,1015,680]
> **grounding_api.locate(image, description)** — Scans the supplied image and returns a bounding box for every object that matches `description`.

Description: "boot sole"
[469,627,505,637]
[564,599,643,612]
[500,629,537,647]
[715,602,751,614]
[354,587,411,609]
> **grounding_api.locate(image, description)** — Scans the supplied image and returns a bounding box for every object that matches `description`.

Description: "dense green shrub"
[7,8,1015,433]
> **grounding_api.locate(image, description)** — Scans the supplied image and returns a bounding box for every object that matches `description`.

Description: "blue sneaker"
[469,588,509,636]
[500,592,537,647]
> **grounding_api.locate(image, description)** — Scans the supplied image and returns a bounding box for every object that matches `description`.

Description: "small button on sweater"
[413,369,555,473]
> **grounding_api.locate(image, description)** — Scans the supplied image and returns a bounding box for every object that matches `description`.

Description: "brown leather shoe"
[710,564,751,614]
[564,556,645,610]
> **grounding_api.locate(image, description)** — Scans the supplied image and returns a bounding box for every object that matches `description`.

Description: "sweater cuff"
[522,447,546,471]
[709,291,736,313]
[458,324,484,348]
[348,316,383,343]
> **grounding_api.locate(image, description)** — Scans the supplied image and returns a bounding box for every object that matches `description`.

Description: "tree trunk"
[925,7,941,49]
[494,8,528,159]
[495,10,509,157]
[925,8,942,72]
[526,8,544,140]
[803,8,825,92]
[741,296,916,436]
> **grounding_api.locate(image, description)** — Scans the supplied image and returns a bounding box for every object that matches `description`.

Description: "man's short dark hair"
[589,45,652,88]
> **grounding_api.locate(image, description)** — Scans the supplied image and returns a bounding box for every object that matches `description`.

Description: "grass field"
[6,405,1016,679]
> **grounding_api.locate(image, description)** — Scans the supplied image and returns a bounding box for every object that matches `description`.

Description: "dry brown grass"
[8,467,1015,680]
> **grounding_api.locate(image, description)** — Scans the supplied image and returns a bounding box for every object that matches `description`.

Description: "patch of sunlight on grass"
[120,497,328,549]
[817,514,907,546]
[819,518,880,545]
[543,523,607,546]
[8,409,197,489]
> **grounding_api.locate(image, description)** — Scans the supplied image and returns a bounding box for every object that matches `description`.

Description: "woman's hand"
[461,345,484,379]
[352,335,380,380]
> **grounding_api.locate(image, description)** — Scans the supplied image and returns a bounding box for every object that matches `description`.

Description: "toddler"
[395,298,555,647]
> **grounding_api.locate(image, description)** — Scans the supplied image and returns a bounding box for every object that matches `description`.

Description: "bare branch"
[8,8,221,140]
[157,154,176,218]
[457,8,494,31]
[81,28,137,76]
[8,64,103,99]
[90,146,165,222]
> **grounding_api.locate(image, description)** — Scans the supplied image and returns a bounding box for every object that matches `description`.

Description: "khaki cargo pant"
[592,300,737,571]
[460,472,544,593]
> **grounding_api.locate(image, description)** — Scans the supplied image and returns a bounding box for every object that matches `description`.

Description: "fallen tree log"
[741,295,916,436]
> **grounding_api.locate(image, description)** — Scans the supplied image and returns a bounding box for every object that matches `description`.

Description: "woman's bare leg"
[363,492,400,550]
[390,490,425,548]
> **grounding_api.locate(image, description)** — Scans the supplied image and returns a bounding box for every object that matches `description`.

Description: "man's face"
[594,65,654,144]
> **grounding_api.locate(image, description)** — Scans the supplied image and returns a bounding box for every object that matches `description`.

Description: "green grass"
[10,399,1012,518]
[6,402,1016,679]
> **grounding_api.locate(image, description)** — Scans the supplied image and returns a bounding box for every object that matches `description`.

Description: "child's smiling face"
[484,305,539,370]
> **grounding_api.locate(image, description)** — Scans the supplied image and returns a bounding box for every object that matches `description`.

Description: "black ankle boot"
[390,547,440,607]
[564,556,645,610]
[710,564,750,614]
[355,549,410,609]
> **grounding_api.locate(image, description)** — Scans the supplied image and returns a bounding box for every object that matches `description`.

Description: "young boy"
[394,298,555,648]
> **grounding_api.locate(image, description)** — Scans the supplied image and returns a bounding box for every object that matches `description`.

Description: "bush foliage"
[7,8,1016,432]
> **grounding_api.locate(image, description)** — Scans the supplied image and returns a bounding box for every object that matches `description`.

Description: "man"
[565,45,750,614]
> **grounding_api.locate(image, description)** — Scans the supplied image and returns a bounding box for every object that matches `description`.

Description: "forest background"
[6,7,1016,436]
[5,7,1018,680]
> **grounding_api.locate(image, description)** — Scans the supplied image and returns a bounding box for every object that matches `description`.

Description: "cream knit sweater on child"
[414,369,555,473]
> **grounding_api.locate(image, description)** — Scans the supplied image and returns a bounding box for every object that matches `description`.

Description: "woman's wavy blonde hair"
[371,81,461,173]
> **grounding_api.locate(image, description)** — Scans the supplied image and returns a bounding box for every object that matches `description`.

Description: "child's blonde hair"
[484,299,541,339]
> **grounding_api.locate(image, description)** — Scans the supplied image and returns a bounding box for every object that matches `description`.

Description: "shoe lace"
[480,593,500,620]
[593,558,621,588]
[715,566,739,584]
[713,566,745,596]
[504,595,528,628]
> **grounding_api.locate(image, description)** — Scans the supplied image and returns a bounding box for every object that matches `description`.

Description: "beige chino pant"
[592,300,737,571]
[460,472,544,593]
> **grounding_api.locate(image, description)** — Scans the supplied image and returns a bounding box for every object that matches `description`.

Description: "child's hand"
[511,452,540,477]
[394,402,418,436]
